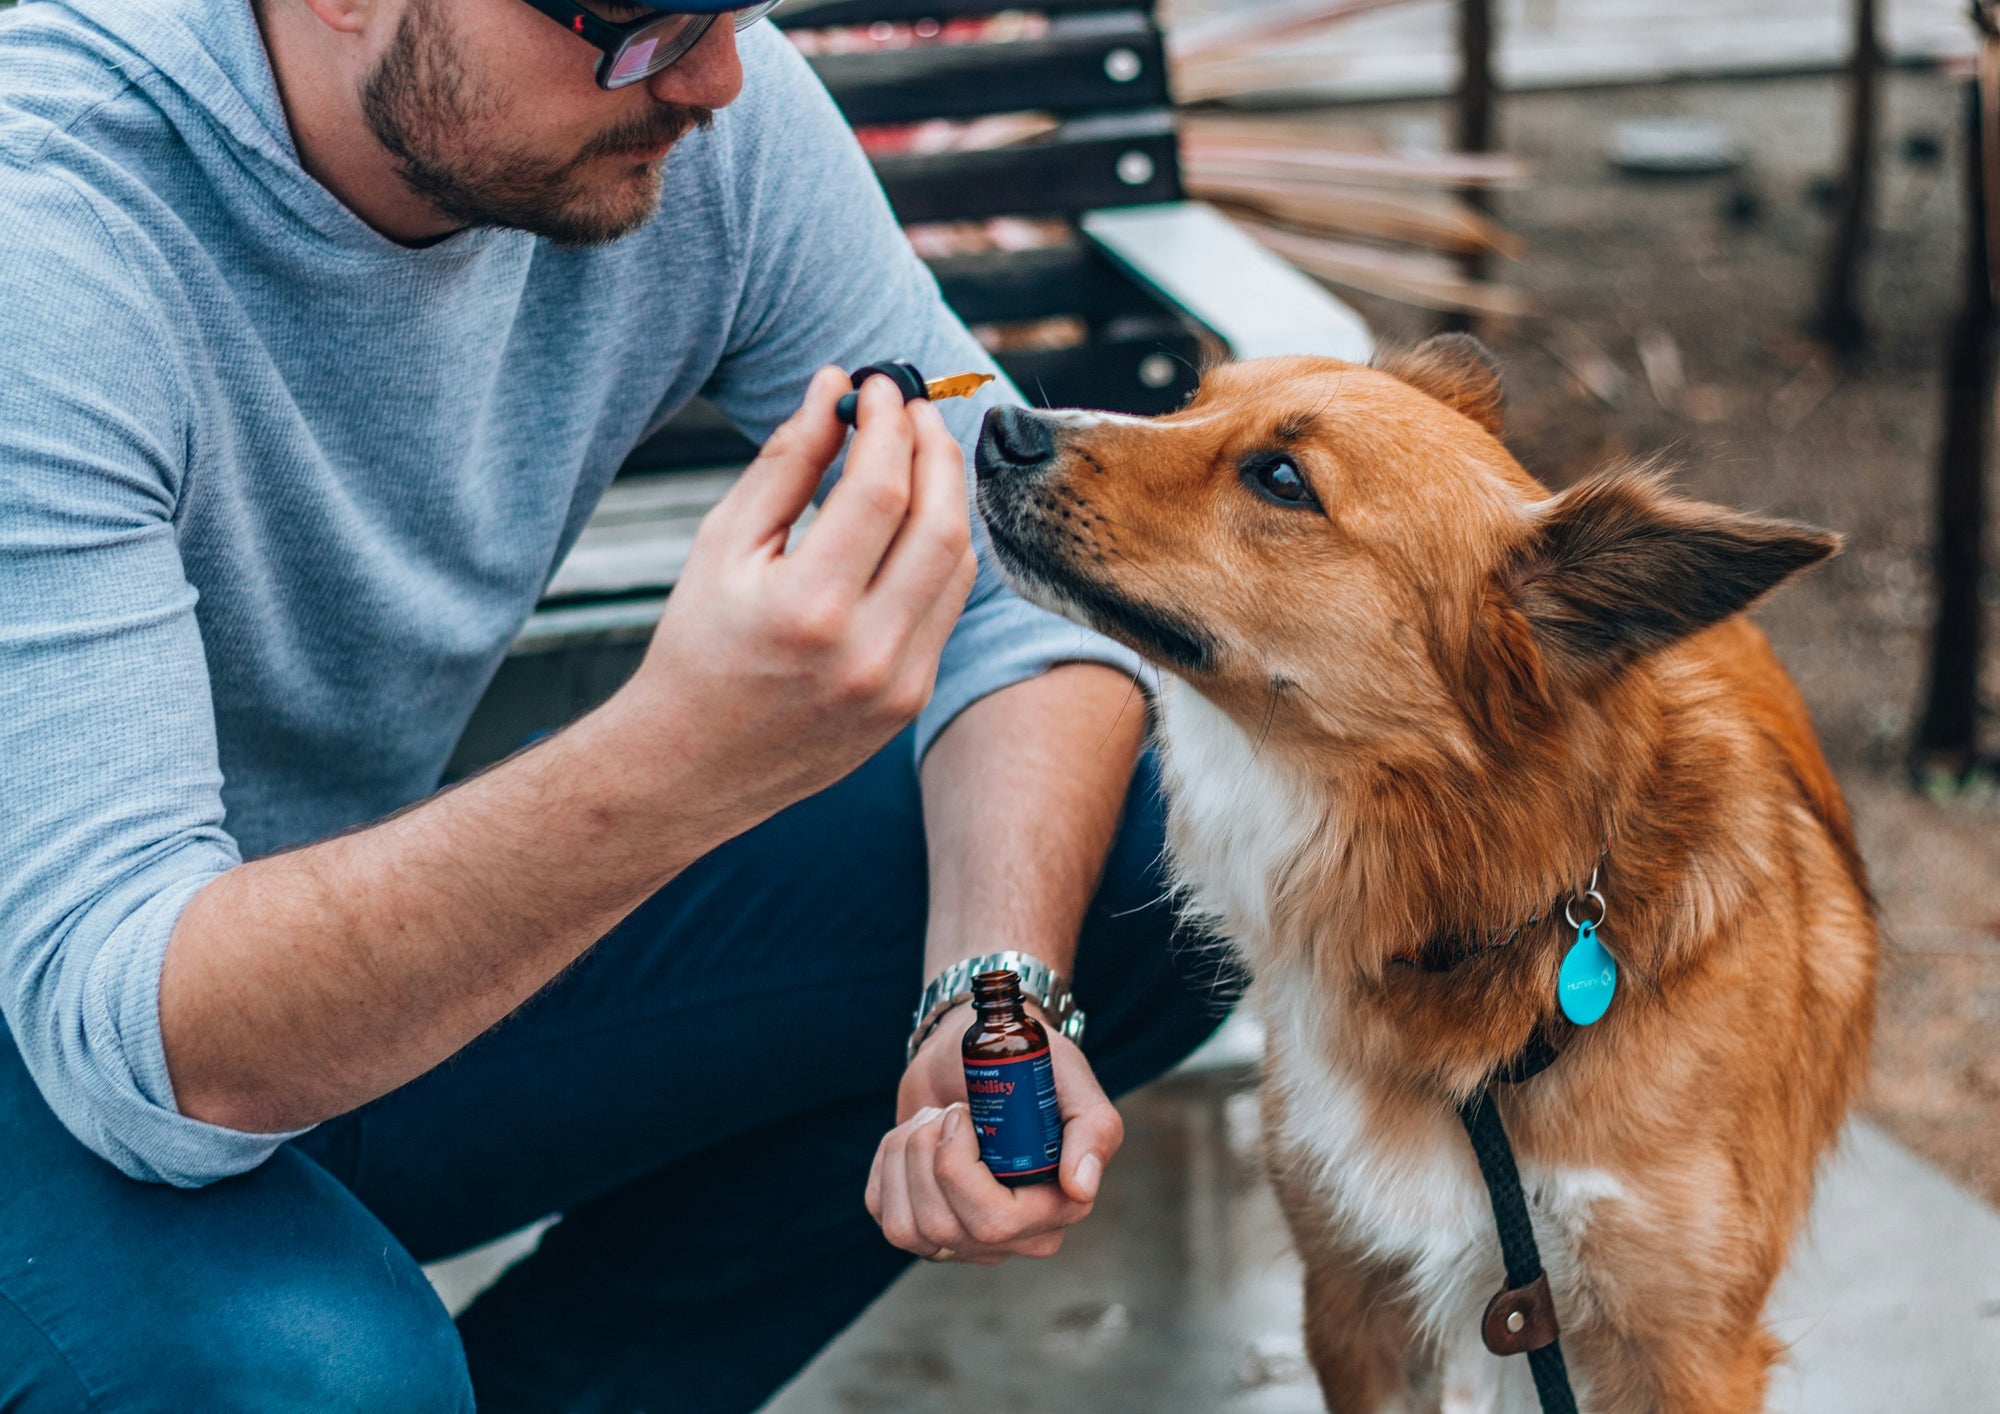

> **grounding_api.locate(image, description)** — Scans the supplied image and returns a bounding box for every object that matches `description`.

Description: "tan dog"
[972,339,1877,1414]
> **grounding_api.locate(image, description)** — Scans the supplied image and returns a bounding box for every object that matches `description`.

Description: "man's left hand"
[864,1005,1124,1265]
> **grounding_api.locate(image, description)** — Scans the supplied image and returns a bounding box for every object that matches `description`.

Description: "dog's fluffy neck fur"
[1156,636,1783,1103]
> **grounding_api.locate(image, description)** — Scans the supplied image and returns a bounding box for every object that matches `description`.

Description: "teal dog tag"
[1558,920,1617,1025]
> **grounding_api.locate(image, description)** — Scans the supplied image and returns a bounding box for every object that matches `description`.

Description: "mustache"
[583,105,716,159]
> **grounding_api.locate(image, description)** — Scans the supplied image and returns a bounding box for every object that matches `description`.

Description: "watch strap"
[906,950,1085,1063]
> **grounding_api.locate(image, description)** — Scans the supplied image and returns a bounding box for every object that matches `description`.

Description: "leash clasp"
[1481,1272,1561,1355]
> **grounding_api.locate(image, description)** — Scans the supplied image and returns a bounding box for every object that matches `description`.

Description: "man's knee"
[0,1089,472,1414]
[1,1224,471,1414]
[173,1259,473,1414]
[0,1266,468,1414]
[0,1247,471,1414]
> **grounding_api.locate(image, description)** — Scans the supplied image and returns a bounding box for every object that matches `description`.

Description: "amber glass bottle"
[961,969,1064,1187]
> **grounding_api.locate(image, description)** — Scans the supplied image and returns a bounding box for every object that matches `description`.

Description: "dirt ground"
[1327,69,2000,1204]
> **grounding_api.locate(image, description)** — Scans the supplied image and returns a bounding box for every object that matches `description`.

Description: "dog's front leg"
[1431,1326,1523,1414]
[1298,1253,1429,1414]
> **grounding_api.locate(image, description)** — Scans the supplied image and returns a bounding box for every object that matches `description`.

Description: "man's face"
[360,0,745,246]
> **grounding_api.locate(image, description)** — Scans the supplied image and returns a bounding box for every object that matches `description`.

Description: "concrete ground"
[756,1056,2000,1413]
[427,1029,2000,1411]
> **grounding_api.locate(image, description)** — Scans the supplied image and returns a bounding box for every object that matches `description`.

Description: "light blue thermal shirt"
[0,0,1138,1186]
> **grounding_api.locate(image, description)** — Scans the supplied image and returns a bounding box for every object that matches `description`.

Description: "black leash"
[1405,855,1614,1411]
[1453,1029,1580,1414]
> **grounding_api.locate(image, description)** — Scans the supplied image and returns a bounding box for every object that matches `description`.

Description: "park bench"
[446,0,1371,775]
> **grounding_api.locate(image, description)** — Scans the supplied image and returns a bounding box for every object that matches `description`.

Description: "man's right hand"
[161,365,976,1137]
[614,364,978,831]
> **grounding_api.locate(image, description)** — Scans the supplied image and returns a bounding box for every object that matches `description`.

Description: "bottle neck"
[971,997,1026,1025]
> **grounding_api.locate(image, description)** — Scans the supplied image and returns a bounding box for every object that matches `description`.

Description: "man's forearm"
[160,691,746,1134]
[918,664,1148,990]
[875,663,1144,1257]
[159,369,972,1139]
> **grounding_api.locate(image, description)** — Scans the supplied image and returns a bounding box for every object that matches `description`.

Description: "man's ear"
[1505,470,1839,673]
[1375,333,1505,437]
[292,0,376,37]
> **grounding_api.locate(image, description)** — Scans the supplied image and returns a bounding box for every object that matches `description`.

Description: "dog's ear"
[1460,583,1555,750]
[1376,333,1505,437]
[1507,470,1839,673]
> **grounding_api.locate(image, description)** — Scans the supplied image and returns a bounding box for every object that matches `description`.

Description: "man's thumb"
[1066,1149,1105,1203]
[1060,1103,1120,1202]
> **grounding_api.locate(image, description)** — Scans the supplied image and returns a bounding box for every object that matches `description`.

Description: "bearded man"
[0,2,1224,1409]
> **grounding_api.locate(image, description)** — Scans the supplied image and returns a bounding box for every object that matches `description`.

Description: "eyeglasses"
[517,2,785,91]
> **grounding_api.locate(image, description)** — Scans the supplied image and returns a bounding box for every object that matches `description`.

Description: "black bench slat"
[998,317,1200,414]
[874,110,1179,223]
[624,400,761,473]
[621,310,1198,479]
[927,242,1161,325]
[448,638,650,777]
[807,13,1167,126]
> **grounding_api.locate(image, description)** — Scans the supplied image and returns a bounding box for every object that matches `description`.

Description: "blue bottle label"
[964,1048,1062,1179]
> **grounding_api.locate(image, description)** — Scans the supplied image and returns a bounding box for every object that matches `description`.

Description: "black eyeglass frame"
[515,1,781,91]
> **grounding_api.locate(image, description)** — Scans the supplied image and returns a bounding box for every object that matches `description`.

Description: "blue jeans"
[0,734,1227,1412]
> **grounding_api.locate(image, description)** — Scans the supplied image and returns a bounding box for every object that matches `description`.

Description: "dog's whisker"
[1094,668,1148,757]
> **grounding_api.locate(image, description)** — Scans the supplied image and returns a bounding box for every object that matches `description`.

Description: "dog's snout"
[976,405,1058,481]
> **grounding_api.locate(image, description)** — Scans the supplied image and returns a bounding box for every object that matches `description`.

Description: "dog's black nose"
[975,405,1057,481]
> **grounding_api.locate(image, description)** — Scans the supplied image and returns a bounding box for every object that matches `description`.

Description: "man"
[0,0,1226,1409]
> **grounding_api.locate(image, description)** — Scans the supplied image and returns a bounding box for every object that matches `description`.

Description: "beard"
[360,0,713,248]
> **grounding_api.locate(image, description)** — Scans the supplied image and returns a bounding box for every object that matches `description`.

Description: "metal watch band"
[905,950,1085,1063]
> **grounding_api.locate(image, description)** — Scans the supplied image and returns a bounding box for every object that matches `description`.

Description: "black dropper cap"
[835,361,928,426]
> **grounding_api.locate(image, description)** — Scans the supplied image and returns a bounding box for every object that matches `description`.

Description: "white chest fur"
[1152,680,1324,948]
[1155,682,1623,1414]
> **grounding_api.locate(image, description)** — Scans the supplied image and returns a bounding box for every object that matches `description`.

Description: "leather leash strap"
[1453,1031,1579,1414]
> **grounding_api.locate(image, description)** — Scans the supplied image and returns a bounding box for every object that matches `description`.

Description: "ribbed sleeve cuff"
[61,855,309,1187]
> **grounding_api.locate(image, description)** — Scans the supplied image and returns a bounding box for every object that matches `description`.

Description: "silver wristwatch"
[906,950,1085,1063]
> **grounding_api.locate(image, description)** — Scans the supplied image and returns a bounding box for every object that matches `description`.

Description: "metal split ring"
[1564,889,1607,930]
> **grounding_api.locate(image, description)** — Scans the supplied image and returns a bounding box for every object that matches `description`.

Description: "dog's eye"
[1242,454,1315,507]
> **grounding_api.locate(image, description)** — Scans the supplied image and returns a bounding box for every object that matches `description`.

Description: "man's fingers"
[934,1102,1088,1246]
[1012,1230,1067,1261]
[864,1129,888,1222]
[860,397,976,625]
[791,374,918,593]
[849,401,976,709]
[872,1113,926,1254]
[901,1110,964,1250]
[878,1048,1113,1259]
[711,366,848,550]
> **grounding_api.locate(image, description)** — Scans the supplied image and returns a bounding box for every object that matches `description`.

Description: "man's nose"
[975,406,1059,481]
[647,16,745,110]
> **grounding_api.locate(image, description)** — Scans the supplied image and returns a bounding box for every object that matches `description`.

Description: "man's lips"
[611,138,676,162]
[591,107,711,166]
